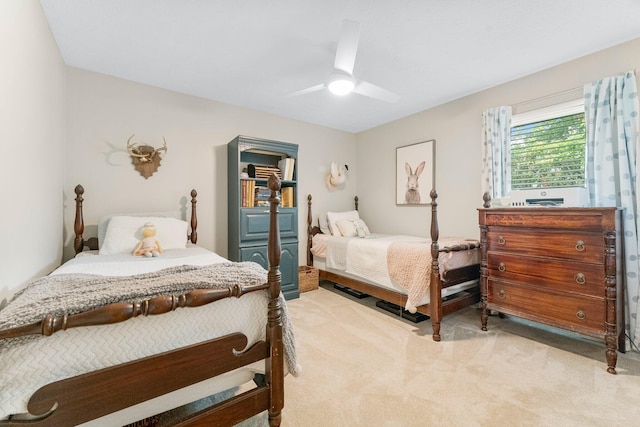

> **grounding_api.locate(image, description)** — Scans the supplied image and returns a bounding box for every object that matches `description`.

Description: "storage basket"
[298,265,319,292]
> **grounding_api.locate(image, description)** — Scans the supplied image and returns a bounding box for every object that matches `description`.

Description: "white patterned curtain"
[584,71,640,349]
[481,106,512,202]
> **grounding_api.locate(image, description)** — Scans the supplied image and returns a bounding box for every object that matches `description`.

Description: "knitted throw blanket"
[0,262,298,376]
[387,241,432,313]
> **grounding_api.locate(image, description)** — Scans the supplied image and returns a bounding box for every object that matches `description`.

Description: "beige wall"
[64,68,357,263]
[355,38,640,240]
[0,0,66,305]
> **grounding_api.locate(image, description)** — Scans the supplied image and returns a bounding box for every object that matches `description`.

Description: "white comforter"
[0,247,270,420]
[51,245,228,276]
[323,234,478,283]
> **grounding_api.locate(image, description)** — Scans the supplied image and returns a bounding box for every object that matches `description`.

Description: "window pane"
[510,113,586,189]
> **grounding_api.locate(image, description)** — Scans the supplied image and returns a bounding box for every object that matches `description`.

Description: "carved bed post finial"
[189,189,198,244]
[74,185,85,254]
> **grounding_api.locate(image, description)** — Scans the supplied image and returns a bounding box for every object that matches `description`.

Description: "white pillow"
[318,215,331,235]
[353,218,371,237]
[98,211,181,248]
[99,216,188,255]
[326,210,360,236]
[336,218,371,238]
[335,219,357,237]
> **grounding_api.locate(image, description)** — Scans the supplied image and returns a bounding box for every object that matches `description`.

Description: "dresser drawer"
[487,253,604,298]
[487,280,605,333]
[487,228,603,263]
[481,210,611,229]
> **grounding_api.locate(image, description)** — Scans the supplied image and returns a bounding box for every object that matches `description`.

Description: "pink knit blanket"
[387,241,432,313]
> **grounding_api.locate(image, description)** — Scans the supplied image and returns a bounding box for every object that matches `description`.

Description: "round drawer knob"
[575,240,586,252]
[498,236,506,245]
[575,273,586,285]
[498,289,506,298]
[576,310,586,320]
[498,262,506,272]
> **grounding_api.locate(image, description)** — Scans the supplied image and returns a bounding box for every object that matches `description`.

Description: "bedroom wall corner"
[0,0,66,305]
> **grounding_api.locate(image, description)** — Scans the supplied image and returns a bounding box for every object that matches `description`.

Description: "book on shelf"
[254,186,271,205]
[277,157,295,181]
[241,180,256,207]
[281,187,294,208]
[247,164,282,179]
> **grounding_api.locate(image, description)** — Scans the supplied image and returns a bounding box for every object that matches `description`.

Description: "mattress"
[0,247,272,423]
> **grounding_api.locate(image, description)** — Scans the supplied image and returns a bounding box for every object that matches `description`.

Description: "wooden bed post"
[189,189,198,244]
[307,194,313,266]
[266,174,284,427]
[480,192,491,332]
[429,189,442,341]
[74,185,85,254]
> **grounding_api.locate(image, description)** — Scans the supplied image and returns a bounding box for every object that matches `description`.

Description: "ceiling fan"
[289,19,400,103]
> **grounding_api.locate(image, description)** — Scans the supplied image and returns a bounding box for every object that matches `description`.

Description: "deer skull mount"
[126,134,167,179]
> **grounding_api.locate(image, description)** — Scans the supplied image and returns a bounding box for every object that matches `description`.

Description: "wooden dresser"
[478,207,625,374]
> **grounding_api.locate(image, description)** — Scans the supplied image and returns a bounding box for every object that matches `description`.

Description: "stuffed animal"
[133,223,163,257]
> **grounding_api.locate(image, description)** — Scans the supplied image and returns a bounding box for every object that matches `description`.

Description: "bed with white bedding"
[0,182,296,427]
[311,233,480,309]
[306,192,481,341]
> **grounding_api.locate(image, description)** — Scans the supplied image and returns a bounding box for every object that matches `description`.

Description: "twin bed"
[306,190,481,341]
[0,180,295,427]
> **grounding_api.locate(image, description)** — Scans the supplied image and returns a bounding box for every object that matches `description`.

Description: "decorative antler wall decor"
[126,134,167,179]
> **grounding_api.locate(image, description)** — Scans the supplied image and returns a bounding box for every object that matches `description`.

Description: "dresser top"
[478,207,620,212]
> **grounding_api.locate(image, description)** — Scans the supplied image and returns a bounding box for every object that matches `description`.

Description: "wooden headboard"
[72,184,199,254]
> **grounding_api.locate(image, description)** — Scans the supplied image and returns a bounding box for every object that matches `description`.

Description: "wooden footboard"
[306,191,480,341]
[0,177,285,427]
[6,335,268,427]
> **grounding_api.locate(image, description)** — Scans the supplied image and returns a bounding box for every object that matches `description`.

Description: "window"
[510,99,586,189]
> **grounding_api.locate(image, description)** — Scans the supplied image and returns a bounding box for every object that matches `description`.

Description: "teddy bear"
[133,223,163,257]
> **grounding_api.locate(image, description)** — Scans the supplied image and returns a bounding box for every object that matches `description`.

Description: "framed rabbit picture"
[396,139,435,205]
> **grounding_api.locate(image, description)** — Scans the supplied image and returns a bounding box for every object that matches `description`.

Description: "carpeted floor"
[279,281,640,426]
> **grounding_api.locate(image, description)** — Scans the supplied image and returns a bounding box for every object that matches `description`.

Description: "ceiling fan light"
[328,78,355,96]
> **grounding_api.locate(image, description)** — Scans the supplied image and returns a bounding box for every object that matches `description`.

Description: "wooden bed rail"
[0,283,269,341]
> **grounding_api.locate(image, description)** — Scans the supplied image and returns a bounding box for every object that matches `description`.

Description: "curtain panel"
[481,106,512,203]
[584,71,640,348]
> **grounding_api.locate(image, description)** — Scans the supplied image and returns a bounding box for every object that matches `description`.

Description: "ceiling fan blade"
[333,19,360,75]
[286,83,325,97]
[353,80,400,103]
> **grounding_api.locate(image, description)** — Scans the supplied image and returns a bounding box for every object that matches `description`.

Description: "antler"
[127,134,167,162]
[127,134,149,161]
[153,137,168,158]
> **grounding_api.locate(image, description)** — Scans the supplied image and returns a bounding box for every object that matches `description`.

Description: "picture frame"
[396,139,435,205]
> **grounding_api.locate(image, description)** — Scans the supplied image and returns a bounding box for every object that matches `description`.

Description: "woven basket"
[298,266,319,292]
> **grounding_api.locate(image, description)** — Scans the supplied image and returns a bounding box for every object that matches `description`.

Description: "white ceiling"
[40,0,640,133]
